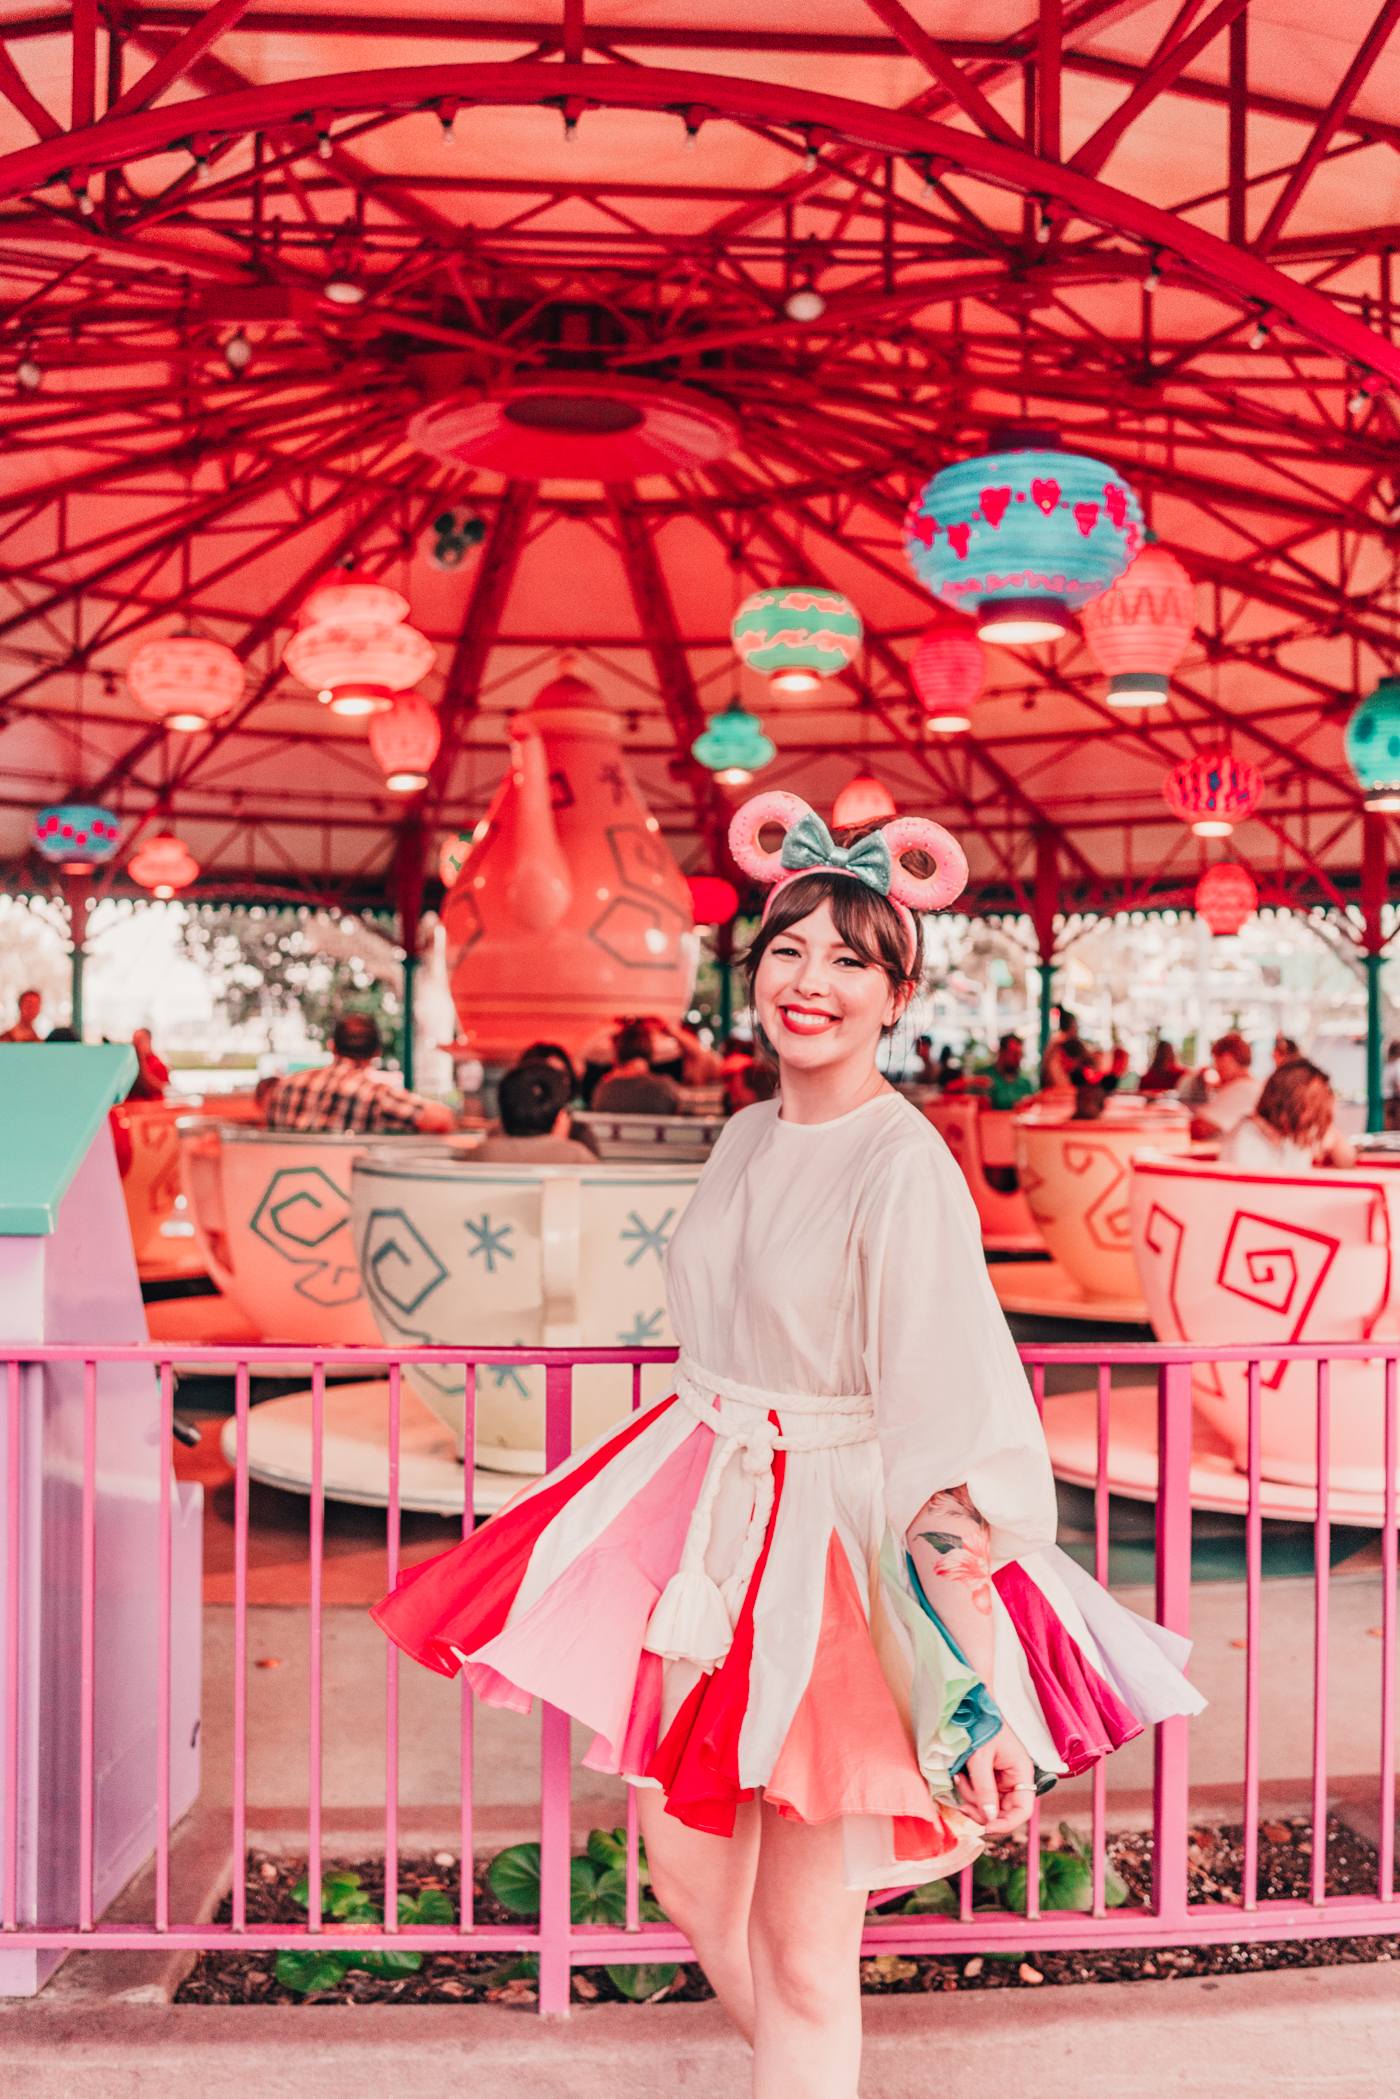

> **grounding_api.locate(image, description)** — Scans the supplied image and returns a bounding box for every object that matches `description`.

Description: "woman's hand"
[955,1725,1036,1835]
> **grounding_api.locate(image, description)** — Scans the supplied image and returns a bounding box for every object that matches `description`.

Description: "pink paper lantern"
[370,694,441,792]
[831,774,897,828]
[910,621,986,731]
[127,634,245,730]
[1195,862,1257,936]
[129,833,200,898]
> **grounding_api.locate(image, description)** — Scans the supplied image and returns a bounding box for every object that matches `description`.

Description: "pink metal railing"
[1,1337,1397,2014]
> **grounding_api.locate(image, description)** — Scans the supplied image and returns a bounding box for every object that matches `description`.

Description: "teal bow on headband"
[780,810,893,894]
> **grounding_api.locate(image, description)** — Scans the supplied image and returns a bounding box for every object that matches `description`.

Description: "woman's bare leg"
[636,1786,761,2041]
[748,1803,866,2099]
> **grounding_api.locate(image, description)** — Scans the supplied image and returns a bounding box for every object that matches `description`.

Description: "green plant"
[273,1870,455,1994]
[488,1829,679,2001]
[899,1826,1128,1942]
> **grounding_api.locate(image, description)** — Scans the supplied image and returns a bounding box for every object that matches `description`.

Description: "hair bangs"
[741,870,921,1003]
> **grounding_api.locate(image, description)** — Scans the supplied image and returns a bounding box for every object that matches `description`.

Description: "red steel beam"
[106,0,254,122]
[423,478,536,827]
[1068,0,1251,179]
[860,0,1022,148]
[1251,0,1400,257]
[0,62,1394,386]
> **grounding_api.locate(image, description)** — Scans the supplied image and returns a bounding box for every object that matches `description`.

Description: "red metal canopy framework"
[1,0,1399,948]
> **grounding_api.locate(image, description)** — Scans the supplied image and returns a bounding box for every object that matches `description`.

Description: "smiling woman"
[373,791,1204,2099]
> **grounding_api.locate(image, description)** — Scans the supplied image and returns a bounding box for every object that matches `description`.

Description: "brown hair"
[1255,1057,1334,1145]
[742,871,921,1010]
[1212,1029,1252,1067]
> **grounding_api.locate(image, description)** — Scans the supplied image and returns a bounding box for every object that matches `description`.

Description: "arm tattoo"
[913,1487,992,1615]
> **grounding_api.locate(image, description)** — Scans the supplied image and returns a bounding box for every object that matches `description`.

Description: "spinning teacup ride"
[220,1148,706,1516]
[988,1095,1192,1321]
[920,1096,1044,1253]
[1042,1148,1400,1524]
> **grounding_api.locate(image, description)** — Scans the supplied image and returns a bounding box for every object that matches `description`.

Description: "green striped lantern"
[730,586,863,695]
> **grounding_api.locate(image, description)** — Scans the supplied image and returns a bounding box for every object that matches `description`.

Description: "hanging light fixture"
[1080,543,1195,707]
[902,434,1142,644]
[1163,747,1262,838]
[910,619,986,732]
[32,803,122,871]
[691,699,776,786]
[127,632,245,731]
[1195,862,1257,936]
[832,774,897,828]
[283,568,436,715]
[128,833,200,898]
[687,874,739,925]
[1344,675,1400,811]
[369,694,441,792]
[730,586,863,696]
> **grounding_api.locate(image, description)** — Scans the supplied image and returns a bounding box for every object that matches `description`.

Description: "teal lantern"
[691,700,776,786]
[730,586,863,694]
[1345,676,1400,811]
[32,803,122,870]
[903,441,1143,644]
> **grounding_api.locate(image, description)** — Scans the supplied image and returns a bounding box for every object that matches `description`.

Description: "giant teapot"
[443,671,698,1064]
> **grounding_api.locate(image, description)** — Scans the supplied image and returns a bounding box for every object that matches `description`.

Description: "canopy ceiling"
[2,0,1400,929]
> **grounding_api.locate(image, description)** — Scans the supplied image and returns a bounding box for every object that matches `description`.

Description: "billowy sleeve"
[860,1128,1058,1564]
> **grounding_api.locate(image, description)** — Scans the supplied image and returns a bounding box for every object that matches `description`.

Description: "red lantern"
[369,694,441,792]
[127,634,244,730]
[1163,747,1261,837]
[910,621,985,732]
[129,833,200,898]
[1081,544,1195,707]
[1195,862,1257,936]
[687,874,739,925]
[283,568,434,715]
[832,774,897,828]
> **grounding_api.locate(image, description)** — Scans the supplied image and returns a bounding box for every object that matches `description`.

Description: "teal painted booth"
[0,1047,202,1995]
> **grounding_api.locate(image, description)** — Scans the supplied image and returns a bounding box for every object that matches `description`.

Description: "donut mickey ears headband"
[728,791,968,968]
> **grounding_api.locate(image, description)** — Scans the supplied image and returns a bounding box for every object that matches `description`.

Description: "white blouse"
[662,1090,1057,1560]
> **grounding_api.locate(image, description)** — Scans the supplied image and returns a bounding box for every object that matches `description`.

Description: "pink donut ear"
[728,791,814,885]
[882,817,968,914]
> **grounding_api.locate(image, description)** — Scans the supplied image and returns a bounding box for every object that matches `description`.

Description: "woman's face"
[752,900,907,1077]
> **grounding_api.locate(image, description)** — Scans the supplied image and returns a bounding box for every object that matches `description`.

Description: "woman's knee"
[749,1922,860,2024]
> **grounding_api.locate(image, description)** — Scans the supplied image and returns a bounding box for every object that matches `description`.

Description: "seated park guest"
[1219,1057,1356,1173]
[265,1014,454,1135]
[0,987,44,1041]
[475,1062,598,1164]
[1189,1031,1261,1142]
[591,1023,682,1114]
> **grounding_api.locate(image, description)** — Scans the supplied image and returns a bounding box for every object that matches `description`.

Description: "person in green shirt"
[965,1031,1037,1110]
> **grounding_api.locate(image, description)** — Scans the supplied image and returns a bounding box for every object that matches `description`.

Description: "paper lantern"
[691,700,776,786]
[687,875,739,925]
[1345,676,1400,811]
[1080,544,1195,706]
[1163,747,1262,837]
[730,587,863,694]
[832,774,897,828]
[127,634,245,730]
[129,833,200,898]
[903,444,1142,642]
[369,694,441,792]
[297,569,409,630]
[283,621,435,714]
[1195,862,1257,936]
[910,621,985,731]
[32,803,122,870]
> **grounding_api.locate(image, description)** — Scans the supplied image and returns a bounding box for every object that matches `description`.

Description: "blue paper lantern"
[903,445,1144,643]
[32,803,122,869]
[1345,676,1400,811]
[692,700,776,785]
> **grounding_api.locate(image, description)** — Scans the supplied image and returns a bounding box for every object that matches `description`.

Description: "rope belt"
[641,1353,877,1671]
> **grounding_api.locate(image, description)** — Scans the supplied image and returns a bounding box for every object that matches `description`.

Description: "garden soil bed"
[175,1817,1399,2007]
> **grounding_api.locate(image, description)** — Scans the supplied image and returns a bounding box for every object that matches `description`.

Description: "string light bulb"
[223,329,252,374]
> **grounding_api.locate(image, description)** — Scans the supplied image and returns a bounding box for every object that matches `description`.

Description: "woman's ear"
[885,978,917,1028]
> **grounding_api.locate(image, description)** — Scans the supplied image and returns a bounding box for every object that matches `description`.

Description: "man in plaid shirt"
[265,1014,455,1135]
